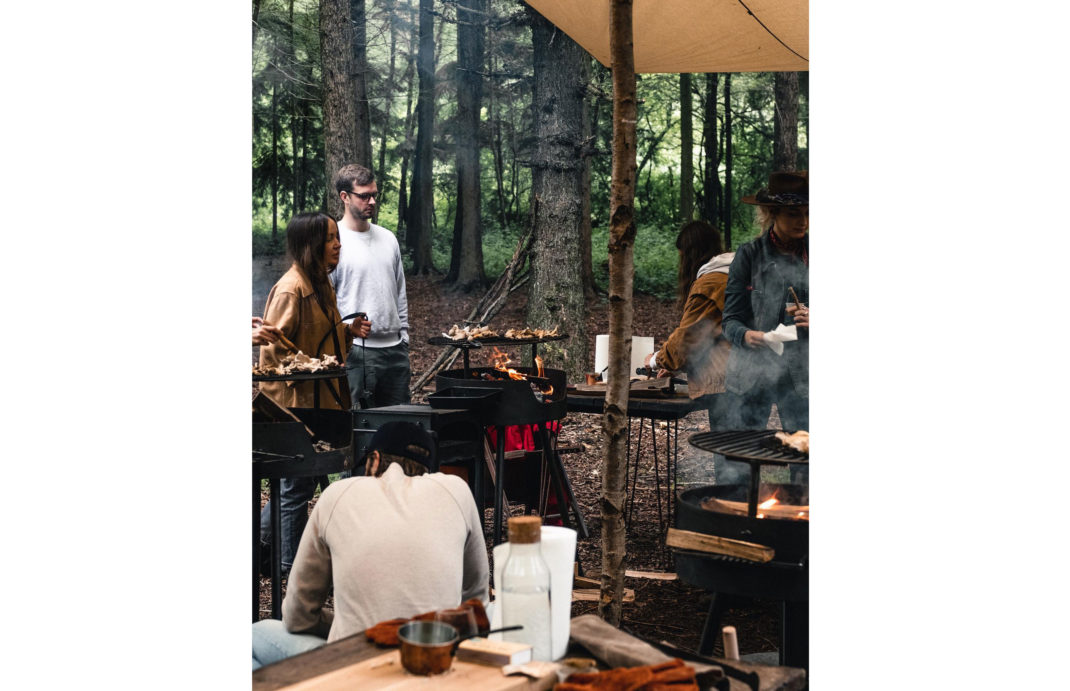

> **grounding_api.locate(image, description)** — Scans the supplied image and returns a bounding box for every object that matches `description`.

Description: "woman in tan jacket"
[644,220,734,431]
[259,212,370,410]
[257,211,371,573]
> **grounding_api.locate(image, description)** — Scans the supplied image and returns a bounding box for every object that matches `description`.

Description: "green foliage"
[481,223,526,279]
[588,224,679,300]
[251,0,809,283]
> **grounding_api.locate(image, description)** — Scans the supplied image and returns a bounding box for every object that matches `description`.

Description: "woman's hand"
[348,316,372,339]
[792,305,809,329]
[252,317,284,346]
[744,330,766,349]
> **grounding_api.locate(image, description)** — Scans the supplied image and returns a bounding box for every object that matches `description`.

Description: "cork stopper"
[507,516,543,544]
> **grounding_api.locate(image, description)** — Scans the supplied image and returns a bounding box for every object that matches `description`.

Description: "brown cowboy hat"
[741,171,808,206]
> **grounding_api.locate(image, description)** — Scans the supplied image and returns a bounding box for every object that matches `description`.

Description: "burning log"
[485,347,554,397]
[700,496,809,521]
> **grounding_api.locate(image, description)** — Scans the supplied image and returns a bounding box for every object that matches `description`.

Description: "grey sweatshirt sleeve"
[394,243,409,342]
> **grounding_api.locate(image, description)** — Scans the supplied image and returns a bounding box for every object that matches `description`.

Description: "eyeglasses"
[346,190,378,201]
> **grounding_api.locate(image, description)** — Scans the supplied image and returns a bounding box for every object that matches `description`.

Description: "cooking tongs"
[635,367,687,395]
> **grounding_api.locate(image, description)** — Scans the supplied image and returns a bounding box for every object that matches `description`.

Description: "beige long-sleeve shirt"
[281,464,489,642]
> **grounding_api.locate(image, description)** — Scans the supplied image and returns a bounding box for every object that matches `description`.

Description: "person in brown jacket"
[257,211,372,573]
[644,221,734,428]
[644,221,741,484]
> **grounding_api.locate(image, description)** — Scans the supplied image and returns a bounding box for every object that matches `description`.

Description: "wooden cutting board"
[277,650,556,691]
[570,378,689,398]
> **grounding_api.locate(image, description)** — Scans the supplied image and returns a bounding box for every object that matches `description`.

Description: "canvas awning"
[523,0,808,73]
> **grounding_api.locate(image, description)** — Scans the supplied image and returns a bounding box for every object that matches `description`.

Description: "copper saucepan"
[397,621,522,675]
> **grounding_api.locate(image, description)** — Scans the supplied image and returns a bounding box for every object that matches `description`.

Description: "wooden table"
[253,615,806,691]
[252,631,555,691]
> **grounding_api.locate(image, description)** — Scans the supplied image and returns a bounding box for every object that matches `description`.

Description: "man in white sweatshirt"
[330,164,411,409]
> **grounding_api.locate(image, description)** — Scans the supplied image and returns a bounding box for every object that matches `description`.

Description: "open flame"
[489,348,553,397]
[758,496,779,510]
[490,347,527,381]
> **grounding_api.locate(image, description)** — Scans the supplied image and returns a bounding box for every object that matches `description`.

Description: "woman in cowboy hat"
[721,171,809,432]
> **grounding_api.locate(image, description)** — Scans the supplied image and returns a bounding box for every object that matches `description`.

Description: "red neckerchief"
[769,228,808,266]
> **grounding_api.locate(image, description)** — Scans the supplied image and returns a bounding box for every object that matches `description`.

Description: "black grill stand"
[489,422,588,546]
[679,430,810,670]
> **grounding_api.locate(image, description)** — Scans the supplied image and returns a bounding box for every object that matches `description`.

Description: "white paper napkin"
[762,323,798,355]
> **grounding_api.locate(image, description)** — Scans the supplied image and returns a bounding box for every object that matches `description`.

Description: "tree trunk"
[701,73,720,231]
[773,71,799,172]
[253,0,262,45]
[410,0,436,273]
[271,77,279,241]
[488,33,508,228]
[581,56,597,298]
[321,0,359,220]
[448,0,487,291]
[525,5,588,381]
[377,0,398,203]
[271,75,280,240]
[722,73,732,250]
[600,0,636,627]
[350,0,373,169]
[288,0,300,217]
[679,73,693,223]
[397,7,418,240]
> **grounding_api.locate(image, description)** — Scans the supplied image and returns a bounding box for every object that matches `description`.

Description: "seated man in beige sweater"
[252,421,489,670]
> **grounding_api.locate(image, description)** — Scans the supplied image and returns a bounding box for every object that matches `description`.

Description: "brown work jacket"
[655,271,732,399]
[258,265,352,410]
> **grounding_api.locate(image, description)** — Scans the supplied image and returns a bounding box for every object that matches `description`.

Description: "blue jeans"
[260,475,320,572]
[346,341,411,410]
[252,619,326,670]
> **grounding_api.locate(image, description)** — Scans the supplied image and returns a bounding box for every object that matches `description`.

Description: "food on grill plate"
[253,352,342,376]
[504,325,559,339]
[445,324,500,341]
[443,324,560,341]
[774,430,809,454]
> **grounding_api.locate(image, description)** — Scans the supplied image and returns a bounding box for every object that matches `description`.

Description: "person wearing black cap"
[252,421,489,670]
[721,171,810,432]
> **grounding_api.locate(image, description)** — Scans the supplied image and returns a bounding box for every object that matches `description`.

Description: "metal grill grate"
[689,430,808,464]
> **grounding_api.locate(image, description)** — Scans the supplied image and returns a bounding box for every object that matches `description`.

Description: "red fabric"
[485,423,566,526]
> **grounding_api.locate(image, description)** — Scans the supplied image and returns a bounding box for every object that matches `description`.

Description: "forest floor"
[257,273,783,659]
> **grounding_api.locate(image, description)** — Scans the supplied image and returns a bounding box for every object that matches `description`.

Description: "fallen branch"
[409,199,538,396]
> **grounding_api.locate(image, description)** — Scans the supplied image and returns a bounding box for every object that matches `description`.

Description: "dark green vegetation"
[252,0,808,299]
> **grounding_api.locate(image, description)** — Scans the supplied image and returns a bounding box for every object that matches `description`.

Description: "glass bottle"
[500,516,552,661]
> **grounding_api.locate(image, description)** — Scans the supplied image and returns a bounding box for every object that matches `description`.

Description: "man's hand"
[744,330,766,349]
[792,305,809,329]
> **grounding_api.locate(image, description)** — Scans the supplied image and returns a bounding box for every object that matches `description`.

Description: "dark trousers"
[259,476,319,573]
[345,341,412,410]
[701,392,749,486]
[725,373,808,432]
[722,374,809,485]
